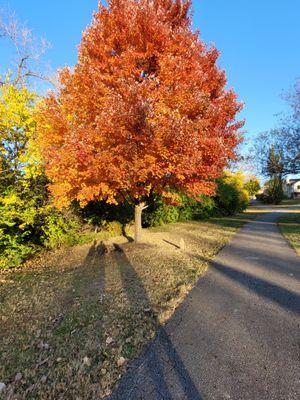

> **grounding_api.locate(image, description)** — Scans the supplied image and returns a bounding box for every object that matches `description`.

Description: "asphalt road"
[108,209,300,400]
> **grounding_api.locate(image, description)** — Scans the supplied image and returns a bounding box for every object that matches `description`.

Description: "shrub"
[215,182,239,215]
[0,232,34,269]
[143,197,180,227]
[41,210,81,248]
[179,195,216,221]
[215,171,250,215]
[101,220,123,236]
[143,178,249,228]
[0,189,44,269]
[143,193,216,227]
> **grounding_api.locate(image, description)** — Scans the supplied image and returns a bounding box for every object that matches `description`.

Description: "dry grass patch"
[0,213,258,399]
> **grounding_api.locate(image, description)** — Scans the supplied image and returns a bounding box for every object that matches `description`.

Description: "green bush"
[215,182,239,215]
[100,220,123,236]
[0,185,128,269]
[0,184,86,268]
[0,190,41,269]
[215,172,250,215]
[41,211,81,248]
[0,231,34,269]
[143,194,216,227]
[179,195,216,221]
[143,200,180,227]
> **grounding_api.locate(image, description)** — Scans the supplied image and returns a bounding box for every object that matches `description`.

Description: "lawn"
[0,212,258,399]
[278,212,300,255]
[280,198,300,206]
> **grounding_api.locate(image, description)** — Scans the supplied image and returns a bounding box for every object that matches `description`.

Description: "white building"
[283,178,300,199]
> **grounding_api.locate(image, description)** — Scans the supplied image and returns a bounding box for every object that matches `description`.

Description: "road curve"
[108,209,300,400]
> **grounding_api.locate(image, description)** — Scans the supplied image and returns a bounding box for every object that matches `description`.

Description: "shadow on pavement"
[212,261,300,316]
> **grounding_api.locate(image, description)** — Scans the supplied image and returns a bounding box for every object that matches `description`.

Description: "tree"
[261,146,284,204]
[0,10,67,268]
[262,176,283,205]
[0,83,49,268]
[244,176,261,197]
[254,80,300,177]
[0,10,52,87]
[0,9,53,187]
[0,84,37,188]
[266,145,284,177]
[37,0,243,242]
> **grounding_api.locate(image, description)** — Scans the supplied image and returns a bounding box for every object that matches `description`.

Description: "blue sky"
[1,0,300,143]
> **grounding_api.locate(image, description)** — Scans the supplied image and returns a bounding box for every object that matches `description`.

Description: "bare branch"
[0,8,54,87]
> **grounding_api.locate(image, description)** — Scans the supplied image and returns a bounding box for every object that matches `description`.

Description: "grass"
[0,212,259,399]
[279,198,300,206]
[256,198,300,208]
[278,212,300,255]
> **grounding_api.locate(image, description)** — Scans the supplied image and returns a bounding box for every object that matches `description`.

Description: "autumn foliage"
[38,0,243,238]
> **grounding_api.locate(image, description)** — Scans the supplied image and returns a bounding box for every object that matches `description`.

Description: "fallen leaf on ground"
[15,372,22,382]
[106,337,114,345]
[117,357,126,367]
[83,356,91,366]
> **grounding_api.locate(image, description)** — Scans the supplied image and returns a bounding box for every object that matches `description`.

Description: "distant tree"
[254,80,300,177]
[244,177,260,197]
[266,145,284,177]
[264,177,283,205]
[38,0,243,242]
[261,146,284,204]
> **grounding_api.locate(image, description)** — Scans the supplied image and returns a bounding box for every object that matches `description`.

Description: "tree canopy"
[0,84,37,188]
[38,0,242,209]
[244,177,260,197]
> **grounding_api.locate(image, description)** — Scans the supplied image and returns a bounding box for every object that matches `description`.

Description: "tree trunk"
[134,203,144,243]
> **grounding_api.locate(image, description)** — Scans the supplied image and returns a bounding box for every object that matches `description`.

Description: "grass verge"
[280,198,300,206]
[0,212,258,399]
[278,213,300,255]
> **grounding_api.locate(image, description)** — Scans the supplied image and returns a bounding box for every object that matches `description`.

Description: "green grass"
[279,213,300,254]
[0,212,259,399]
[281,198,300,206]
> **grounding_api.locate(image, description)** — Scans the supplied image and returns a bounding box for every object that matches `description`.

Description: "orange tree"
[37,0,243,242]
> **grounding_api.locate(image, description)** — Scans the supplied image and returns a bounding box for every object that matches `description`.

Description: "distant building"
[283,178,300,199]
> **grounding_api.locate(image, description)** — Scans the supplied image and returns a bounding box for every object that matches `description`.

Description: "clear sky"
[1,0,300,143]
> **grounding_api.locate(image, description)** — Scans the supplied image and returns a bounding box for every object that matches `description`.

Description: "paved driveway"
[108,209,300,400]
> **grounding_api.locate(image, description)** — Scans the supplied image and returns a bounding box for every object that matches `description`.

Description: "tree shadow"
[212,261,300,316]
[223,241,300,280]
[108,244,203,400]
[162,239,180,249]
[122,224,134,243]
